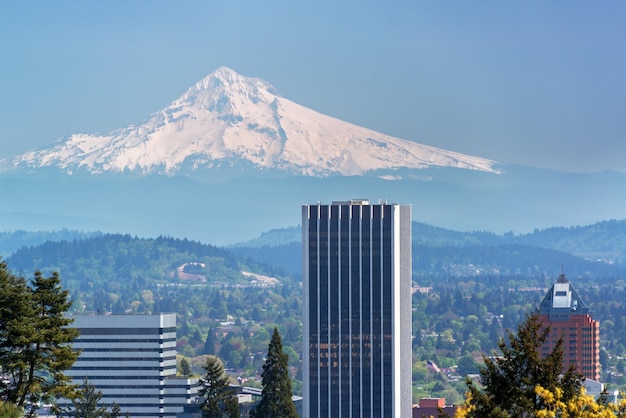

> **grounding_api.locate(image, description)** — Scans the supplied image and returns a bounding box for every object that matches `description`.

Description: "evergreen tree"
[458,313,583,417]
[0,262,33,399]
[191,329,203,347]
[66,377,107,418]
[199,355,240,418]
[0,263,80,417]
[252,327,297,418]
[30,271,81,410]
[180,357,191,376]
[106,403,122,418]
[203,328,217,355]
[0,401,23,418]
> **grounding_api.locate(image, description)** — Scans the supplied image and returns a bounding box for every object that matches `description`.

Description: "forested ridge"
[229,221,626,278]
[0,229,101,258]
[8,233,293,285]
[4,220,626,403]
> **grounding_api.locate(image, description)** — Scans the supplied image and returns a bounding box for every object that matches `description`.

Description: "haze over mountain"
[0,67,497,178]
[1,68,625,244]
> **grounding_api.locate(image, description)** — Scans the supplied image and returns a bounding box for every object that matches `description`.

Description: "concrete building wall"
[59,313,199,418]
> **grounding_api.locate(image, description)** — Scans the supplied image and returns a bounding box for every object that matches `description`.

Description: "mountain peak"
[176,67,280,117]
[210,66,262,86]
[0,67,498,177]
[184,67,279,99]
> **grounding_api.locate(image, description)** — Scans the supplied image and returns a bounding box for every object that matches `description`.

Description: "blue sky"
[1,1,625,172]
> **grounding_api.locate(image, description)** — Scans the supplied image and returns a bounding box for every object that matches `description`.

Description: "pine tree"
[30,271,81,410]
[106,403,122,418]
[252,327,297,418]
[0,262,33,401]
[199,355,240,418]
[0,263,80,417]
[457,313,583,417]
[67,377,107,418]
[203,328,217,355]
[180,357,192,376]
[0,401,22,418]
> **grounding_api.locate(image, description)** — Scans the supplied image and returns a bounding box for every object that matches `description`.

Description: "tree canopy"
[63,377,107,418]
[252,327,297,418]
[199,355,239,418]
[456,313,584,417]
[0,261,79,416]
[0,401,23,418]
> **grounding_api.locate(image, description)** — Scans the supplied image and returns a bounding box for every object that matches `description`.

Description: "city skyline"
[2,1,625,173]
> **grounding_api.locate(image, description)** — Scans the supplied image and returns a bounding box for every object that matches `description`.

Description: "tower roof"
[538,273,589,318]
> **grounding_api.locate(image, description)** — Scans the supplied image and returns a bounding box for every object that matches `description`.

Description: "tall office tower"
[58,314,199,418]
[302,199,412,418]
[538,273,601,380]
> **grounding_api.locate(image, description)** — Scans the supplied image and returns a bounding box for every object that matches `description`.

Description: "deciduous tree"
[533,385,626,418]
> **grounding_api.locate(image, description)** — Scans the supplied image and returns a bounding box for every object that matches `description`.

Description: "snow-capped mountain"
[0,67,497,177]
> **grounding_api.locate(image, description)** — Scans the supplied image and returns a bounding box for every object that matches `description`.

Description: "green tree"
[251,327,297,418]
[106,402,122,418]
[180,357,192,376]
[0,401,23,418]
[199,355,240,418]
[203,328,217,355]
[458,313,583,418]
[456,353,479,376]
[0,262,80,416]
[64,377,107,418]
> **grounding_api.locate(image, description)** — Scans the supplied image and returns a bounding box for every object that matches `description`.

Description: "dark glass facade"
[303,200,412,418]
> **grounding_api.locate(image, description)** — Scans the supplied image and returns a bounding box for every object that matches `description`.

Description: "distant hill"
[235,219,626,259]
[229,226,301,248]
[510,220,626,264]
[0,229,102,258]
[5,218,626,290]
[6,234,295,313]
[230,220,626,280]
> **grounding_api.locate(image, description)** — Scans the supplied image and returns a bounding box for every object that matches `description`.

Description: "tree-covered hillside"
[229,221,626,279]
[0,229,101,258]
[512,219,626,263]
[7,234,296,314]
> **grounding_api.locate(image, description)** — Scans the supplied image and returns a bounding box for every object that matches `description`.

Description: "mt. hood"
[1,67,497,177]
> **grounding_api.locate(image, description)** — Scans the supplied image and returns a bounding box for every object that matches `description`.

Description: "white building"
[59,314,199,418]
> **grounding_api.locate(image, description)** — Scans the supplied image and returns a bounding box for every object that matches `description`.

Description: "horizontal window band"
[77,327,177,335]
[75,338,177,343]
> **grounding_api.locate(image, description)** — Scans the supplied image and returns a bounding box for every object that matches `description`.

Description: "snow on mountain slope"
[0,67,498,177]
